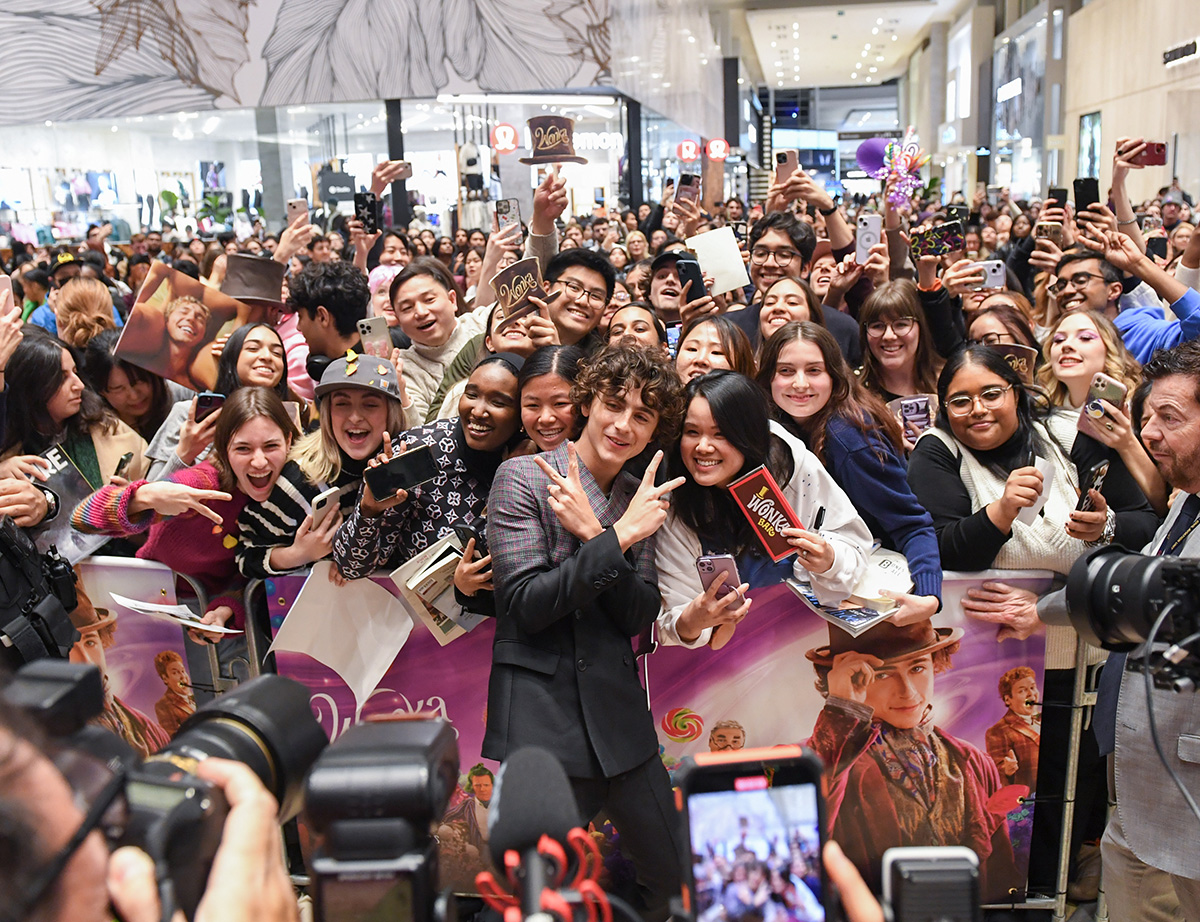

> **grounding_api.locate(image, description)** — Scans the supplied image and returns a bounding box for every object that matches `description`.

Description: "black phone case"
[364,447,438,499]
[676,258,707,303]
[1074,178,1100,213]
[1048,188,1069,207]
[354,193,380,234]
[195,393,224,423]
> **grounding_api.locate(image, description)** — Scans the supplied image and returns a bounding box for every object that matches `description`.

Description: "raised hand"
[127,481,232,525]
[535,441,603,541]
[370,160,411,196]
[613,450,685,551]
[677,577,752,644]
[827,651,883,704]
[531,167,569,236]
[178,397,220,465]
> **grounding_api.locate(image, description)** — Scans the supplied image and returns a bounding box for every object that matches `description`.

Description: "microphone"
[488,747,579,919]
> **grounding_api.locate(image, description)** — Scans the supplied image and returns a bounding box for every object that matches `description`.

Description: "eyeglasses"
[550,277,607,307]
[750,246,802,266]
[971,331,1017,346]
[1049,272,1106,295]
[611,289,632,304]
[866,317,916,338]
[945,384,1015,416]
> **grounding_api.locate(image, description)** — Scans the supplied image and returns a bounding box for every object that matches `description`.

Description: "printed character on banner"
[437,762,495,860]
[708,719,746,752]
[153,648,197,736]
[804,619,1021,898]
[985,666,1041,792]
[68,583,171,759]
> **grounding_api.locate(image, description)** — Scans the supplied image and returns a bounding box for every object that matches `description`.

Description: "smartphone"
[1087,371,1128,407]
[665,321,682,358]
[356,316,391,359]
[363,444,438,500]
[0,274,12,309]
[495,198,522,235]
[945,204,970,224]
[195,391,225,423]
[1143,215,1164,233]
[286,198,309,226]
[882,847,980,922]
[1047,187,1070,208]
[677,746,829,922]
[676,257,707,303]
[1076,460,1110,513]
[1131,142,1168,167]
[730,221,748,240]
[1074,177,1100,214]
[1034,222,1064,247]
[453,522,488,557]
[677,173,702,208]
[899,395,933,436]
[353,192,380,235]
[310,486,341,529]
[967,259,1006,290]
[909,220,964,258]
[696,554,739,599]
[1147,237,1169,260]
[775,150,799,185]
[113,451,135,479]
[856,214,883,264]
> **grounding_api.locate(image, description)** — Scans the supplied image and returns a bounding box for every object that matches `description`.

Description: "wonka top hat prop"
[805,619,963,666]
[220,254,287,308]
[520,116,589,165]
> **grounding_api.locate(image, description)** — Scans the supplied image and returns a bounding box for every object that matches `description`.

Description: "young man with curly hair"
[483,343,686,921]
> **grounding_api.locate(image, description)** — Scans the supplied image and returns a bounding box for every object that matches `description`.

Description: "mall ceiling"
[709,0,966,90]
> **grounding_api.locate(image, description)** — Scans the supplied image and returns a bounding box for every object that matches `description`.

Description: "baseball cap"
[314,352,403,402]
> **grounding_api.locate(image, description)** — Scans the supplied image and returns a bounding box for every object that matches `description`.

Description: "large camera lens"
[150,674,327,819]
[1067,546,1170,650]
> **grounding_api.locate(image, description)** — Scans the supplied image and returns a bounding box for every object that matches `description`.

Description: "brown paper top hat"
[805,619,963,666]
[986,343,1039,386]
[221,254,287,307]
[489,256,561,332]
[519,115,589,165]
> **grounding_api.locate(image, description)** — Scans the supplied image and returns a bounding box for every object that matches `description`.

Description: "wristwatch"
[41,488,59,522]
[819,204,839,216]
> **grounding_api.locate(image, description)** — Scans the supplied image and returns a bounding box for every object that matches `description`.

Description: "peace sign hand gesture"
[613,450,686,551]
[535,442,604,541]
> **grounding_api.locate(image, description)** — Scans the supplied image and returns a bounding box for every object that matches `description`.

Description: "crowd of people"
[4,132,1200,922]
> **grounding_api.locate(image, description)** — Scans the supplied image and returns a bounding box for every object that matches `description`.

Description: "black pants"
[572,755,683,922]
[1027,668,1108,892]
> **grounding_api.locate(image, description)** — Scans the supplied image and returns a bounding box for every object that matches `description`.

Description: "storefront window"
[993,19,1047,198]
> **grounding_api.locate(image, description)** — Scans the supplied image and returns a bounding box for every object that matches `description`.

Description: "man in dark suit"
[484,344,686,921]
[985,666,1041,791]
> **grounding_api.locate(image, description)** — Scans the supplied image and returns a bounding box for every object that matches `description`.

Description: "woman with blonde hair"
[1037,309,1165,513]
[625,230,650,264]
[54,277,117,348]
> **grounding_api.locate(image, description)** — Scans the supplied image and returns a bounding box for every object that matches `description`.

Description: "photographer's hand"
[823,842,884,922]
[107,759,299,922]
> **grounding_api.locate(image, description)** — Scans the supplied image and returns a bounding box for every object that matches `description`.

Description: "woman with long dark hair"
[675,315,756,383]
[81,330,189,441]
[656,370,871,647]
[757,322,942,622]
[2,329,149,484]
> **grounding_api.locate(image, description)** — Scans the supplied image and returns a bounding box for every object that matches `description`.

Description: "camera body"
[0,515,78,667]
[1068,546,1200,691]
[2,660,328,919]
[305,718,460,922]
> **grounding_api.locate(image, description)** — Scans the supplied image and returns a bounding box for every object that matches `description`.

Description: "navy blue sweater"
[807,415,943,601]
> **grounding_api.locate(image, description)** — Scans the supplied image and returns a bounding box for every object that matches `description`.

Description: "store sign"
[1163,38,1199,67]
[706,137,730,160]
[575,131,624,152]
[677,139,700,162]
[996,77,1023,102]
[317,170,354,202]
[491,123,519,153]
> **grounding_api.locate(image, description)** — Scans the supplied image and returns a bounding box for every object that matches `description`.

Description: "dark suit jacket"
[984,711,1040,791]
[482,444,660,779]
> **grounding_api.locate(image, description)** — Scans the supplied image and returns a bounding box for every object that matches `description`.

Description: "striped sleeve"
[71,480,155,535]
[235,462,318,579]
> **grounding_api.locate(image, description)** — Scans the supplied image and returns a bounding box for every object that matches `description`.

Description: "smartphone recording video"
[678,746,827,922]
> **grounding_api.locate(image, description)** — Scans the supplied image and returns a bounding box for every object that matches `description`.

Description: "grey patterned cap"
[314,351,402,402]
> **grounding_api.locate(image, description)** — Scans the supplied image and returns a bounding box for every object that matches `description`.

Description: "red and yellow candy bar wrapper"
[727,466,803,562]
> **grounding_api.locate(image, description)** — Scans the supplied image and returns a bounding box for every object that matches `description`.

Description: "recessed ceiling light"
[872,28,878,34]
[865,43,871,49]
[876,55,884,61]
[862,50,868,57]
[869,67,878,73]
[851,73,858,79]
[778,81,784,87]
[876,18,883,25]
[892,34,898,41]
[855,62,861,68]
[792,21,799,28]
[770,41,777,47]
